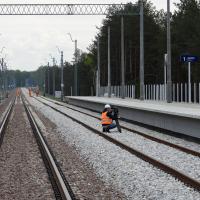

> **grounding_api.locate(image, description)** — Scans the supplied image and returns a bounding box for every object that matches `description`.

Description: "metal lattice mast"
[0,4,138,15]
[139,0,144,100]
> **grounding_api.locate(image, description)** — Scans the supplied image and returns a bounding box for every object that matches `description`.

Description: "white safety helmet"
[105,104,111,109]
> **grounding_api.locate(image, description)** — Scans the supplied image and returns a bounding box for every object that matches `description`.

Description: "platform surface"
[66,96,200,119]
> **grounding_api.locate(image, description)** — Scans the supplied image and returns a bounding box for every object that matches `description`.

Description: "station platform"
[65,96,200,139]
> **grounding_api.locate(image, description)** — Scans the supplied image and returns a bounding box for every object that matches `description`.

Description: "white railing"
[145,84,166,101]
[144,83,200,103]
[100,84,136,98]
[100,83,200,103]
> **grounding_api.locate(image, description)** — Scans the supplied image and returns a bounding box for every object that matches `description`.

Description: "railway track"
[0,98,15,146]
[39,96,200,158]
[0,95,76,200]
[32,96,200,191]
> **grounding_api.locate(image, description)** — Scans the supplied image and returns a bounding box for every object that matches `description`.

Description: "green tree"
[171,0,200,83]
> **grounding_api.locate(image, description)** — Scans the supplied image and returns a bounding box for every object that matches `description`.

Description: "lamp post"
[96,36,100,97]
[0,58,3,102]
[49,54,56,96]
[43,65,46,96]
[61,51,64,101]
[1,58,7,99]
[1,58,5,99]
[121,15,125,99]
[108,26,111,98]
[4,62,8,98]
[56,46,64,101]
[0,46,8,99]
[139,0,144,100]
[166,0,172,103]
[67,33,78,96]
[47,62,50,95]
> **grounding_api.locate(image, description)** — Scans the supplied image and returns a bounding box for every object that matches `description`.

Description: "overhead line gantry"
[0,4,138,15]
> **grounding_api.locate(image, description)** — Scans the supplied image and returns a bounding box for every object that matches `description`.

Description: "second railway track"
[0,98,15,146]
[31,95,200,191]
[38,96,200,158]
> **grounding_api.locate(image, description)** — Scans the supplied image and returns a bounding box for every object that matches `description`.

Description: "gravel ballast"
[0,96,55,200]
[23,90,200,200]
[41,96,200,152]
[30,105,126,199]
[37,96,200,181]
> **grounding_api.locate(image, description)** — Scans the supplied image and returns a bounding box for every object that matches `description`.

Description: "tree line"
[3,0,200,97]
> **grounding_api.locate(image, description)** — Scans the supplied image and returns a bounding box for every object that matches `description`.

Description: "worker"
[28,88,32,97]
[16,88,20,97]
[101,104,117,133]
[36,86,39,97]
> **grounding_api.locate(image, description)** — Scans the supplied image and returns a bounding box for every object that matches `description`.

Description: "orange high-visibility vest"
[29,88,32,97]
[101,111,112,125]
[16,89,20,97]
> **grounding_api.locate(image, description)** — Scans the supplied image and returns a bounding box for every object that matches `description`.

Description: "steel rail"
[39,96,200,158]
[34,96,200,191]
[22,96,75,200]
[0,98,15,146]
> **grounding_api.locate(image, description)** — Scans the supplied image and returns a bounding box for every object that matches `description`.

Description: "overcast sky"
[0,0,180,71]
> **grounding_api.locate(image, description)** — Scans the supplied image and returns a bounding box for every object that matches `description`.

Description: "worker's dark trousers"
[102,123,117,130]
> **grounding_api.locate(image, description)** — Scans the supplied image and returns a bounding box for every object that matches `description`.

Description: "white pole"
[177,83,179,102]
[132,85,134,98]
[185,83,187,102]
[181,83,183,102]
[199,83,200,103]
[156,85,158,100]
[131,85,133,98]
[194,83,196,103]
[128,85,130,98]
[149,85,150,99]
[145,85,147,100]
[188,62,191,103]
[160,84,162,100]
[152,84,154,100]
[163,84,165,100]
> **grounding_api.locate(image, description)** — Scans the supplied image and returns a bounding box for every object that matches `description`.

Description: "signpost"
[180,55,198,63]
[180,55,199,103]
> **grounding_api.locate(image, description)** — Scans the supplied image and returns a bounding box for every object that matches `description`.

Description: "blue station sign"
[180,55,199,63]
